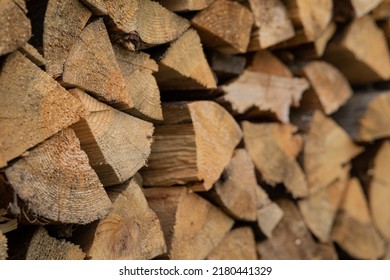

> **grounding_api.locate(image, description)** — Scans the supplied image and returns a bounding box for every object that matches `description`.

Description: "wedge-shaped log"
[144,187,234,260]
[20,43,46,67]
[247,50,293,78]
[156,0,215,12]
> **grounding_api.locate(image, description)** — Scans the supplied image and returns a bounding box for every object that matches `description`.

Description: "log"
[0,231,7,260]
[70,89,154,187]
[298,165,350,242]
[144,187,234,260]
[256,189,284,238]
[218,70,309,123]
[19,43,46,67]
[207,51,246,83]
[0,52,87,168]
[324,15,390,85]
[72,179,166,260]
[78,0,107,15]
[113,44,163,121]
[191,0,254,54]
[26,227,85,260]
[242,121,308,198]
[43,0,91,78]
[246,50,293,78]
[334,0,383,20]
[141,101,242,191]
[153,29,217,91]
[332,178,385,259]
[303,111,363,194]
[247,0,295,50]
[0,0,31,56]
[156,0,215,12]
[5,128,112,225]
[206,227,257,260]
[62,19,132,110]
[332,91,390,142]
[296,60,352,115]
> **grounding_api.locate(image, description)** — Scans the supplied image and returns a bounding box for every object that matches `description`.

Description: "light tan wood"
[141,101,242,191]
[303,111,363,194]
[191,0,254,54]
[247,50,293,78]
[218,70,309,123]
[5,128,112,224]
[206,227,257,260]
[70,89,154,187]
[0,52,87,168]
[113,44,162,121]
[0,0,31,56]
[73,179,166,260]
[242,121,308,198]
[297,61,352,115]
[334,0,383,20]
[26,227,85,260]
[63,19,132,110]
[332,178,385,259]
[248,0,294,51]
[154,29,217,90]
[19,43,46,67]
[0,230,7,260]
[144,187,234,260]
[79,0,107,15]
[156,0,215,12]
[324,15,390,85]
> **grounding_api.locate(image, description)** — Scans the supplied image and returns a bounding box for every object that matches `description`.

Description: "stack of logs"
[1,0,390,260]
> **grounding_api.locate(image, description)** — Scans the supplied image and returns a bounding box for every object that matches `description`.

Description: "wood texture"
[0,231,7,260]
[208,51,246,83]
[247,50,293,78]
[334,0,383,20]
[156,0,215,12]
[19,43,46,67]
[0,52,87,168]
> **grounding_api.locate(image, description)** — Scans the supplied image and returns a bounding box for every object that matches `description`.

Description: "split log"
[334,0,383,20]
[19,43,46,67]
[0,52,87,168]
[207,51,246,83]
[72,179,166,260]
[324,15,390,85]
[70,89,154,187]
[191,0,254,54]
[296,60,352,115]
[62,19,132,110]
[303,111,363,194]
[43,0,91,78]
[26,227,85,260]
[156,0,215,12]
[332,178,385,259]
[0,0,31,56]
[247,50,293,78]
[141,101,242,191]
[332,91,390,142]
[113,44,162,121]
[218,70,309,123]
[206,227,257,260]
[144,187,234,260]
[5,128,112,225]
[0,231,7,260]
[242,121,308,198]
[154,29,217,91]
[298,165,350,242]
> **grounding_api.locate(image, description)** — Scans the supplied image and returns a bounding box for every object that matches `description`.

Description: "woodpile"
[1,0,390,260]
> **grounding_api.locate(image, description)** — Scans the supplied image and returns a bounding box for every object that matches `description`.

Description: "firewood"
[156,0,215,12]
[101,0,190,50]
[144,187,234,260]
[218,71,309,123]
[247,0,295,50]
[19,43,45,67]
[0,231,7,260]
[369,141,390,241]
[191,0,254,54]
[154,29,217,90]
[298,165,350,243]
[5,128,112,225]
[247,50,293,78]
[303,111,363,194]
[0,52,87,168]
[72,179,166,260]
[324,15,390,85]
[207,51,246,83]
[113,44,162,121]
[206,227,257,260]
[334,0,383,20]
[26,227,85,260]
[43,0,91,78]
[296,61,352,115]
[70,89,154,187]
[372,0,390,20]
[256,189,284,238]
[0,176,18,234]
[141,101,242,191]
[257,199,321,260]
[79,0,107,15]
[62,19,132,110]
[332,91,390,142]
[242,122,308,198]
[332,178,385,259]
[0,0,31,56]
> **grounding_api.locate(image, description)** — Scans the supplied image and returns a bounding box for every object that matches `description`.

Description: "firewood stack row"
[1,0,390,260]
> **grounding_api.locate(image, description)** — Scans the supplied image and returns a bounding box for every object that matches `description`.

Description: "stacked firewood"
[1,0,390,260]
